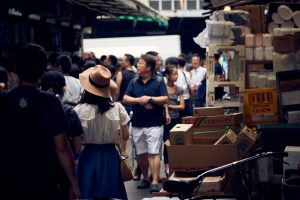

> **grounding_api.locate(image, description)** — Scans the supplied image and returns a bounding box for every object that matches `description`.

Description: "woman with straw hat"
[74,65,130,200]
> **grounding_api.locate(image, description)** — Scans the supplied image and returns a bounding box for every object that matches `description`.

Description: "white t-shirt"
[74,102,130,144]
[175,70,191,100]
[63,75,82,104]
[190,66,206,88]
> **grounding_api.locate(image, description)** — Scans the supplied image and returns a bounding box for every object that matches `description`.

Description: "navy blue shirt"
[125,74,168,127]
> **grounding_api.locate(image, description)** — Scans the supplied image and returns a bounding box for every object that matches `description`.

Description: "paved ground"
[124,139,166,200]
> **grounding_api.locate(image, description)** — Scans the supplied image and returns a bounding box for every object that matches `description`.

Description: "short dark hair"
[55,54,72,74]
[165,57,178,67]
[16,43,48,82]
[145,51,158,57]
[108,55,118,66]
[192,53,200,59]
[177,57,186,67]
[140,54,156,72]
[125,54,135,66]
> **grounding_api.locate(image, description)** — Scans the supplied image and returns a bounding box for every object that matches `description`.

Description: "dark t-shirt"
[125,74,168,127]
[0,86,68,198]
[118,69,136,102]
[63,104,83,139]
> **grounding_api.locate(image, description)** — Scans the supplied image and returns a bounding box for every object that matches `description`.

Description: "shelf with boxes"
[206,45,245,112]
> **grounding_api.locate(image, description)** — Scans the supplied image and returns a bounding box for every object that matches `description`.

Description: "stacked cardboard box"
[166,107,245,172]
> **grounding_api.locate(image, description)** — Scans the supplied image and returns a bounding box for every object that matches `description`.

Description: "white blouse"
[74,102,130,144]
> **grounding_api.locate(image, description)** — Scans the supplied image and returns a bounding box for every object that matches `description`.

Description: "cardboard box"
[234,5,266,34]
[182,113,243,128]
[193,106,224,116]
[169,124,193,145]
[167,138,239,171]
[169,172,226,192]
[214,129,237,145]
[236,126,257,158]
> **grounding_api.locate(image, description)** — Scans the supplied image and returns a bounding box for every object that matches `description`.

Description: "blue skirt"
[77,144,128,200]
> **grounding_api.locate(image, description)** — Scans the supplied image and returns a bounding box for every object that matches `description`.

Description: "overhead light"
[28,14,40,21]
[96,15,116,20]
[8,8,22,17]
[61,22,70,27]
[46,18,56,24]
[73,24,81,30]
[224,6,231,11]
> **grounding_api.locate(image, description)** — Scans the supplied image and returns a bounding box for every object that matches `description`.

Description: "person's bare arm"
[123,94,140,105]
[168,94,185,110]
[138,95,168,106]
[54,133,80,199]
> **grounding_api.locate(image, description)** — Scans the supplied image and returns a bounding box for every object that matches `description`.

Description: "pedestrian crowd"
[0,43,208,200]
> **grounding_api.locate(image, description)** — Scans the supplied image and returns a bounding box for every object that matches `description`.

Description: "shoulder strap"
[182,71,191,95]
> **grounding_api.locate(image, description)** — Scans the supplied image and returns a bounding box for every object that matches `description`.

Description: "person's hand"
[69,181,80,200]
[143,103,153,110]
[0,82,5,91]
[139,96,151,105]
[165,113,171,125]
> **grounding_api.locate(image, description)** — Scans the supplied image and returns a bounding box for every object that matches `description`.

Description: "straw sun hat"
[79,65,117,98]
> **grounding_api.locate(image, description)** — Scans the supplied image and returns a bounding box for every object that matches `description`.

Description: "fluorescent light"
[28,14,40,21]
[73,24,81,30]
[46,18,56,24]
[61,22,70,27]
[8,8,22,16]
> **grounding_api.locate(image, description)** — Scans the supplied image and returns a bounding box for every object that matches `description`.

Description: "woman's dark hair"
[16,43,48,82]
[140,54,156,72]
[80,90,114,114]
[164,65,177,77]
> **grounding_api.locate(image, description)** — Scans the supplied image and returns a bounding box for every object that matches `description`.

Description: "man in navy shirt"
[123,54,168,193]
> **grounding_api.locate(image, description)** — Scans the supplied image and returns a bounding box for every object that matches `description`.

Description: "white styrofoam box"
[206,20,234,38]
[249,71,258,88]
[254,47,264,61]
[281,90,300,106]
[256,72,268,88]
[245,47,254,60]
[281,20,295,28]
[255,34,263,47]
[287,111,300,123]
[273,28,295,36]
[272,51,298,72]
[264,47,273,61]
[293,11,300,28]
[272,12,285,24]
[245,34,255,47]
[284,146,300,174]
[262,34,273,47]
[267,72,276,88]
[278,5,293,21]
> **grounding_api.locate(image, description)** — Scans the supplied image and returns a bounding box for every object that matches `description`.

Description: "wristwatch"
[149,96,153,103]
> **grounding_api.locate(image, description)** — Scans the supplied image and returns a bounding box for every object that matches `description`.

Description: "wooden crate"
[244,88,278,126]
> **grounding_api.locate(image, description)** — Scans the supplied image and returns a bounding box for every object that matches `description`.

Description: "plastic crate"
[244,88,278,126]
